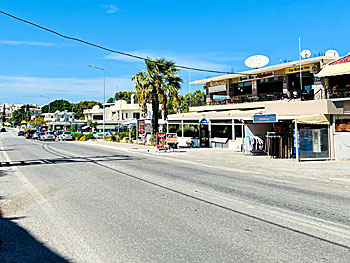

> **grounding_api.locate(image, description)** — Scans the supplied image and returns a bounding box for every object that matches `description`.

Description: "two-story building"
[168,55,350,160]
[42,110,86,130]
[83,97,165,134]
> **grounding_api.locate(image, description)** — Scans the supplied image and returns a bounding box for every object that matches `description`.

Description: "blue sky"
[0,0,349,105]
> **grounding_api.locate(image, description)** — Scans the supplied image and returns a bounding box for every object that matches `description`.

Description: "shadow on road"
[0,153,141,168]
[0,196,69,263]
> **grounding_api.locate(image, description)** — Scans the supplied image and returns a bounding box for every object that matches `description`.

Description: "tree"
[89,121,98,132]
[114,91,137,103]
[132,58,183,140]
[72,101,101,120]
[9,106,26,125]
[178,89,206,113]
[42,99,71,113]
[107,97,114,103]
[132,71,149,116]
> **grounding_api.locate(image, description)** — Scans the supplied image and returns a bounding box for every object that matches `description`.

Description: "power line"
[0,10,241,75]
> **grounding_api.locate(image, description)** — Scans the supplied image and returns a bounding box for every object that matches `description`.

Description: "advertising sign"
[285,64,315,74]
[166,133,178,144]
[137,119,146,137]
[157,132,167,150]
[253,114,277,123]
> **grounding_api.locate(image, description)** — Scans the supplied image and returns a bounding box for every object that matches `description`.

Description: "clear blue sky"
[0,0,349,105]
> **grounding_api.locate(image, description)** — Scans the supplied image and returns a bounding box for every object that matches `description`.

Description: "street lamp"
[88,65,105,140]
[40,95,51,113]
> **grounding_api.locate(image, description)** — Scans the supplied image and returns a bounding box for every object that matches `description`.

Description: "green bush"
[111,135,116,142]
[72,133,83,141]
[119,131,129,140]
[85,133,95,140]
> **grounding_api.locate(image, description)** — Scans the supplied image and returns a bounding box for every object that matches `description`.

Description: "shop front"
[244,114,294,158]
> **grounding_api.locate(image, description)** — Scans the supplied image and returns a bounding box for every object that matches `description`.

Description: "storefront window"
[184,124,199,138]
[169,124,182,137]
[211,125,232,139]
[299,127,329,159]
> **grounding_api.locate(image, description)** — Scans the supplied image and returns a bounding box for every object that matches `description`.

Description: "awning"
[316,55,350,77]
[296,114,330,125]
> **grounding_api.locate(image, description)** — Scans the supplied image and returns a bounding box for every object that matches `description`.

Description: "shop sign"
[200,119,209,124]
[137,119,146,137]
[329,55,350,66]
[208,84,226,93]
[166,133,178,144]
[239,75,255,82]
[255,72,274,79]
[285,64,315,74]
[313,76,322,85]
[157,132,167,150]
[253,114,277,123]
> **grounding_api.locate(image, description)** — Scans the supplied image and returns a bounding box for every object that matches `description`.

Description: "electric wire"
[0,10,242,75]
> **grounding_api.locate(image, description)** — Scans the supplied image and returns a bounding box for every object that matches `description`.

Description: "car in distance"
[1,127,6,132]
[18,130,25,136]
[40,131,56,141]
[25,129,36,139]
[32,131,40,140]
[58,131,73,141]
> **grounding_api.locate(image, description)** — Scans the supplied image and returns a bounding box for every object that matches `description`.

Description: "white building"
[83,97,165,133]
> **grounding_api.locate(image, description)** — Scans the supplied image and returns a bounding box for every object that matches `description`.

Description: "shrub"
[129,138,133,143]
[85,133,95,140]
[79,135,86,141]
[72,133,83,141]
[119,131,129,140]
[111,135,116,142]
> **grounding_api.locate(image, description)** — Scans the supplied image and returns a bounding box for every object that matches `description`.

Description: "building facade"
[168,55,350,160]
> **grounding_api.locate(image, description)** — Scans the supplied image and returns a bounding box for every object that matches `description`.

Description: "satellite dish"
[325,50,339,57]
[301,50,311,59]
[245,55,269,69]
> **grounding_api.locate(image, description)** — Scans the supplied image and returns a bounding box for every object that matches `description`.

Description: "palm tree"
[132,71,149,116]
[132,58,182,141]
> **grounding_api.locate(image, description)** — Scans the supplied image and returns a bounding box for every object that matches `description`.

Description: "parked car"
[38,131,46,140]
[18,130,25,136]
[58,131,73,141]
[25,129,36,139]
[32,131,40,140]
[40,131,56,141]
[1,127,6,132]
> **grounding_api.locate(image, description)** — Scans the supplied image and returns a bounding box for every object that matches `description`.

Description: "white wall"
[334,132,350,160]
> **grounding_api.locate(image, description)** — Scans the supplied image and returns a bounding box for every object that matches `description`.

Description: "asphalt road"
[0,128,349,262]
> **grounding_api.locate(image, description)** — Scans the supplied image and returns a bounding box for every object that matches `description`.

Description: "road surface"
[0,128,349,262]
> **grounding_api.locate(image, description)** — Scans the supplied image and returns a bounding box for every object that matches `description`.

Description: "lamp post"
[89,65,105,140]
[40,95,51,113]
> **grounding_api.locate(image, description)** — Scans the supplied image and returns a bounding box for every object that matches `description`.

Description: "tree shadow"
[0,197,69,262]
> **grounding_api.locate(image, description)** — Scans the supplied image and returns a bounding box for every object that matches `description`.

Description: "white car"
[58,131,73,141]
[40,131,56,141]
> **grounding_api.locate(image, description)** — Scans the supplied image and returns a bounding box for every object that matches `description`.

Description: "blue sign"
[253,114,277,123]
[200,119,208,124]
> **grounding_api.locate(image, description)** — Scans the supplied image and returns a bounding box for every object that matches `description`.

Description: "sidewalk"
[74,139,350,187]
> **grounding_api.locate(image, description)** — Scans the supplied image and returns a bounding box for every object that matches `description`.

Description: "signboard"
[253,114,277,123]
[208,84,226,93]
[156,132,167,150]
[166,133,178,144]
[239,72,274,82]
[137,119,146,137]
[200,119,208,124]
[285,64,315,74]
[329,55,350,66]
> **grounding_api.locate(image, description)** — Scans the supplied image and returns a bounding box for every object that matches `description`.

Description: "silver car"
[58,131,73,141]
[41,131,56,141]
